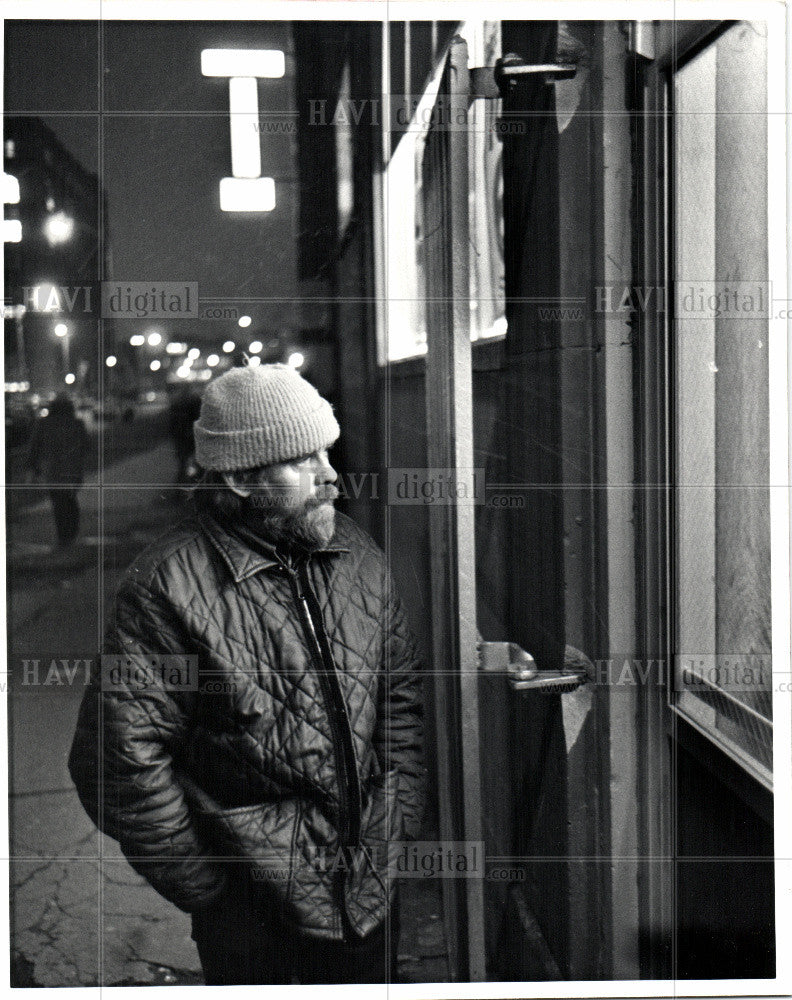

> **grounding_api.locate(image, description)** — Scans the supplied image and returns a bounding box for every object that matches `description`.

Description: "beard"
[245,484,338,552]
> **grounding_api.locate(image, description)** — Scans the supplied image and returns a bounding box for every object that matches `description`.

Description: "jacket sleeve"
[374,572,426,840]
[68,578,229,912]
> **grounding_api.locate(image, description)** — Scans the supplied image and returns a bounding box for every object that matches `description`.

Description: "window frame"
[635,17,788,971]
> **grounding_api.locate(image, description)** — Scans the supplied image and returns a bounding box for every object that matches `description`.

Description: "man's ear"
[222,471,252,499]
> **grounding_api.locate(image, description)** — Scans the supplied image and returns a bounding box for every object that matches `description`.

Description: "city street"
[7,438,446,986]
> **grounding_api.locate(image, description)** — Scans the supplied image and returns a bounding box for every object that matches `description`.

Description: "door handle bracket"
[478,641,591,694]
[470,54,577,101]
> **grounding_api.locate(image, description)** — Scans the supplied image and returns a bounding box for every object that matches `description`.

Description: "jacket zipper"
[284,562,362,849]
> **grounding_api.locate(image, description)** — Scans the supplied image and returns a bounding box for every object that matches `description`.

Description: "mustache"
[306,484,339,508]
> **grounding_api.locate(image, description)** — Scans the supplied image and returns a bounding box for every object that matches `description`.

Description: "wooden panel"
[676,736,775,978]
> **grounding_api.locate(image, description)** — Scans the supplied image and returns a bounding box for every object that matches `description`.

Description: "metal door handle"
[478,640,591,694]
[470,53,578,101]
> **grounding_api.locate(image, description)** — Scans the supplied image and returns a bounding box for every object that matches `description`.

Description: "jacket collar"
[198,507,349,584]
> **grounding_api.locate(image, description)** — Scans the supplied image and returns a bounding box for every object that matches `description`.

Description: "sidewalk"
[9,444,204,986]
[7,442,448,985]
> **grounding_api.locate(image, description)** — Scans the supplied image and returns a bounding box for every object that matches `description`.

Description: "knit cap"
[193,363,340,472]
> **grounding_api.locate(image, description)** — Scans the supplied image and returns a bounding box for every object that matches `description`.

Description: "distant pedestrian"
[28,394,89,550]
[168,386,202,484]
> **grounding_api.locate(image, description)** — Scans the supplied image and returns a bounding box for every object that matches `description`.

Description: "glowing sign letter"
[201,49,285,212]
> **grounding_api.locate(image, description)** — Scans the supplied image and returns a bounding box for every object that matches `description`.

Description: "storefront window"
[673,22,773,785]
[379,20,505,364]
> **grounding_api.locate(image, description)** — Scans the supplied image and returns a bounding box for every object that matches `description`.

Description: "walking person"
[69,363,425,984]
[167,385,202,485]
[28,393,90,551]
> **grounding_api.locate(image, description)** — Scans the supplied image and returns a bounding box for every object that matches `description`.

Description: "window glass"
[673,22,771,784]
[380,20,504,363]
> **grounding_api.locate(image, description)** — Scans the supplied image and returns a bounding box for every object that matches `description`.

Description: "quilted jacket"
[68,502,425,941]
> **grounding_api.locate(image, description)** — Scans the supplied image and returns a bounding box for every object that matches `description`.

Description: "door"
[420,24,607,982]
[418,14,788,986]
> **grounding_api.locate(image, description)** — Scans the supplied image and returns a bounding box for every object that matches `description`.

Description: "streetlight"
[249,340,262,354]
[207,354,219,367]
[150,359,161,372]
[43,211,75,246]
[287,352,305,369]
[106,356,117,368]
[64,373,75,385]
[238,316,252,328]
[223,340,235,353]
[130,334,145,346]
[54,322,70,371]
[147,331,162,347]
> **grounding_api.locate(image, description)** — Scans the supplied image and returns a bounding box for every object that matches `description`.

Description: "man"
[28,393,89,551]
[167,384,202,485]
[69,363,425,985]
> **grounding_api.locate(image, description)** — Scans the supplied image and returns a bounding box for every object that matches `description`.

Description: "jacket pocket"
[181,773,344,939]
[360,767,405,853]
[343,768,404,938]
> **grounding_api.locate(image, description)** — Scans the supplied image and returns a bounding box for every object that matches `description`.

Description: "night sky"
[5,20,302,341]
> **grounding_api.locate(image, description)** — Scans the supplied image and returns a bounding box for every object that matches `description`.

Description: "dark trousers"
[49,488,80,546]
[191,891,400,985]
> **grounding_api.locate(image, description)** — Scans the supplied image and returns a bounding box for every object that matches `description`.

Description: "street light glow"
[54,323,69,337]
[30,284,57,310]
[150,359,161,372]
[64,373,75,385]
[238,316,252,328]
[187,348,200,360]
[248,356,261,367]
[207,354,220,367]
[176,366,190,379]
[287,352,305,369]
[165,342,187,354]
[147,331,162,347]
[223,340,236,353]
[43,211,75,246]
[106,356,117,368]
[249,340,262,354]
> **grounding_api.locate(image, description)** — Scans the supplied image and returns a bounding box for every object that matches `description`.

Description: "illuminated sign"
[3,173,21,242]
[201,48,284,213]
